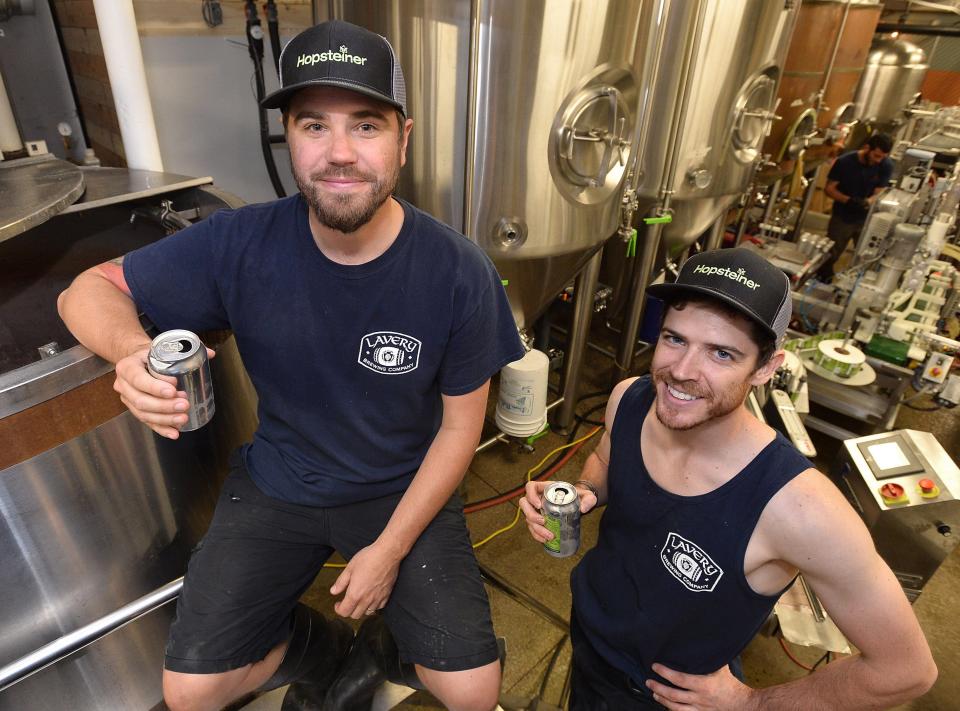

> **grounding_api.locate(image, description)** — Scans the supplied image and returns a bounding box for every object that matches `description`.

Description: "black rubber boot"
[321,614,421,711]
[256,603,354,710]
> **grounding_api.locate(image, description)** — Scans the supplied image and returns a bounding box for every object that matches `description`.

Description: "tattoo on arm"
[96,256,133,298]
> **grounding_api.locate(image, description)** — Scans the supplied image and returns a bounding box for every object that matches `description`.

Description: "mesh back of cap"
[771,272,792,344]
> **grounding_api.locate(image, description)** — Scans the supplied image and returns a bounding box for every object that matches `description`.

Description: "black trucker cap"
[261,20,407,114]
[647,248,791,343]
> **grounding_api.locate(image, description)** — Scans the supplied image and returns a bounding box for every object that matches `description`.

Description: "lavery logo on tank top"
[358,331,421,374]
[661,532,724,592]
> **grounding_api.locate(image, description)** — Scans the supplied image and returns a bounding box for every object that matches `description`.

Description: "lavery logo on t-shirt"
[660,532,724,592]
[358,331,421,374]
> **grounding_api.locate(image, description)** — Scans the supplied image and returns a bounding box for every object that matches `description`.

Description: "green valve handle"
[626,228,637,258]
[643,215,673,225]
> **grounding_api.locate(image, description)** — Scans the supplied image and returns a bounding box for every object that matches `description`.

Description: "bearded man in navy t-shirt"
[816,133,894,279]
[58,20,523,711]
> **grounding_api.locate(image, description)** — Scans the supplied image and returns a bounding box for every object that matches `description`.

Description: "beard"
[651,367,751,431]
[294,158,400,234]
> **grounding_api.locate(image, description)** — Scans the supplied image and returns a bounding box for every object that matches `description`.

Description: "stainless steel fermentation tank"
[0,165,258,709]
[323,0,647,330]
[609,0,800,380]
[854,36,929,129]
[630,0,799,248]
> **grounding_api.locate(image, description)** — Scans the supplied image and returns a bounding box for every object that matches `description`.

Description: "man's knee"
[417,660,501,711]
[162,668,243,711]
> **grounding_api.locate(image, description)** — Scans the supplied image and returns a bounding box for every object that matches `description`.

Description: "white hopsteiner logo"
[692,264,760,290]
[358,331,421,375]
[296,45,368,67]
[660,532,724,592]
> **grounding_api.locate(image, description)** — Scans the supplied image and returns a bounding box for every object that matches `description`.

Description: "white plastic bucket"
[495,349,550,437]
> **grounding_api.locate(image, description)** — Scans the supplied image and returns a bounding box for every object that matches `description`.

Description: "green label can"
[542,481,580,558]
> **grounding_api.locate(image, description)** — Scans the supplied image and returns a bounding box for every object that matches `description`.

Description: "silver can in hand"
[147,329,215,431]
[542,481,580,558]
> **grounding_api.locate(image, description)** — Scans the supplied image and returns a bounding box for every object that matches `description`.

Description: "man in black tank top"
[521,249,936,710]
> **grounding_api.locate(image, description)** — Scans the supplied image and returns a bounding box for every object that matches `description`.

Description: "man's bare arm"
[750,471,937,710]
[572,376,637,506]
[58,257,195,438]
[520,376,636,542]
[57,256,152,363]
[329,382,490,618]
[824,179,851,205]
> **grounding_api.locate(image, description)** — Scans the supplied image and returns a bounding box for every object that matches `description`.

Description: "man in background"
[817,133,894,279]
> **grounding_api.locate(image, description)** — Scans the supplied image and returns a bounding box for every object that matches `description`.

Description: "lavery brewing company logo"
[660,532,724,592]
[692,265,760,290]
[358,332,421,375]
[297,45,367,68]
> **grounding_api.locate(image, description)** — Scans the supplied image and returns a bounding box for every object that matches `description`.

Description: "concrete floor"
[295,317,960,710]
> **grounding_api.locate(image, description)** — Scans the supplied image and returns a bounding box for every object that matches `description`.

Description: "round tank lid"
[0,155,85,244]
[867,37,927,67]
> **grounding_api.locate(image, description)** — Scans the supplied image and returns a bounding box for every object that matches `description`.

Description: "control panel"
[922,352,954,385]
[848,431,957,510]
[834,429,960,600]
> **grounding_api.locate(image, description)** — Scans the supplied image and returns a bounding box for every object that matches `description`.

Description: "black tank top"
[571,376,812,686]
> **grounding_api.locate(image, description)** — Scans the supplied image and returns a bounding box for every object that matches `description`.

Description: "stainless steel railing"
[0,578,183,691]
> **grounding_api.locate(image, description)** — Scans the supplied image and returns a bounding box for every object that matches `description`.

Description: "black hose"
[246,1,287,199]
[264,0,282,81]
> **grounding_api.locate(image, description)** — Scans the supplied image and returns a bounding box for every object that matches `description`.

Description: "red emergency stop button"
[880,483,908,505]
[918,478,941,498]
[881,483,904,498]
[931,368,942,377]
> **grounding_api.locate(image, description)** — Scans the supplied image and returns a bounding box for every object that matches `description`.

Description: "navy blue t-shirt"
[829,150,893,223]
[124,195,524,505]
[571,377,812,688]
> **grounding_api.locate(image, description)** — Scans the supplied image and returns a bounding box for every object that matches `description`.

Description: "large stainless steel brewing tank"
[854,37,928,127]
[0,170,257,709]
[324,0,647,328]
[633,0,799,248]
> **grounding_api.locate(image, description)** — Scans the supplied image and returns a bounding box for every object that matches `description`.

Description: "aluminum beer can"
[147,329,215,431]
[542,481,580,558]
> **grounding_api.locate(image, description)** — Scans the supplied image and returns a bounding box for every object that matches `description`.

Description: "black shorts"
[569,614,665,711]
[569,613,744,711]
[164,459,499,674]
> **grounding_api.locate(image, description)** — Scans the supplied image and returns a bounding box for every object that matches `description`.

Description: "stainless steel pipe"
[612,220,663,385]
[0,578,183,692]
[704,216,726,252]
[795,163,822,238]
[553,250,604,433]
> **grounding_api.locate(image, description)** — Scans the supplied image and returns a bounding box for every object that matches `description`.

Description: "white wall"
[140,35,298,205]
